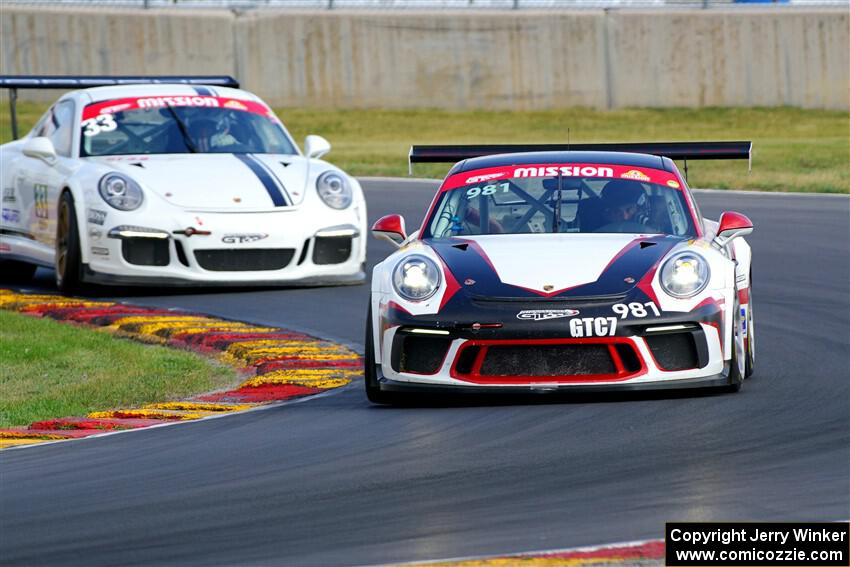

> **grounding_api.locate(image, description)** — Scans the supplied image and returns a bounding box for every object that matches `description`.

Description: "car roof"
[448,151,671,175]
[70,84,263,105]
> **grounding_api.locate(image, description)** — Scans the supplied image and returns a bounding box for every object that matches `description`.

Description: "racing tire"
[744,277,755,378]
[0,259,37,284]
[725,293,746,393]
[55,191,84,294]
[364,304,395,405]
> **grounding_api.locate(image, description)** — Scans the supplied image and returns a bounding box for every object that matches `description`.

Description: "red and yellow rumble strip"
[0,289,361,449]
[395,540,665,567]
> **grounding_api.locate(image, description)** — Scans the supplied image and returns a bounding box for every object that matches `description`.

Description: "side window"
[47,100,76,157]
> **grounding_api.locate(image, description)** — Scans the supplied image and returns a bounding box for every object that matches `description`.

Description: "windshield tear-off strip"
[233,154,288,207]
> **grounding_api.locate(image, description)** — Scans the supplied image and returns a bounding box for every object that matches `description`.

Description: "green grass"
[3,103,847,192]
[0,310,238,428]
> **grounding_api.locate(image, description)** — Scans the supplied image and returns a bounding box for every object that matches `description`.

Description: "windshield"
[424,164,696,238]
[79,95,298,157]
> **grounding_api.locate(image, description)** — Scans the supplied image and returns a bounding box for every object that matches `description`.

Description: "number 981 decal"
[612,302,660,319]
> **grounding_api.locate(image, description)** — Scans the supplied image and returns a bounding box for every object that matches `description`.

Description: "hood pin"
[464,278,476,286]
[624,277,636,284]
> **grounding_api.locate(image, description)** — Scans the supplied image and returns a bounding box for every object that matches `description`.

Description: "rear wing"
[408,141,752,179]
[1,75,239,140]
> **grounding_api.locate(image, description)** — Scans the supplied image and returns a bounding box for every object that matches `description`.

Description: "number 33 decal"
[612,302,660,318]
[81,114,117,137]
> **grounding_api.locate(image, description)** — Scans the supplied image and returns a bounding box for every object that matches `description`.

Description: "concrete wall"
[2,6,847,109]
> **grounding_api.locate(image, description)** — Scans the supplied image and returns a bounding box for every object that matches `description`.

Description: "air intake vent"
[194,249,294,272]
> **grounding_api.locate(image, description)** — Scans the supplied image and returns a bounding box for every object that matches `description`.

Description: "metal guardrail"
[4,0,847,8]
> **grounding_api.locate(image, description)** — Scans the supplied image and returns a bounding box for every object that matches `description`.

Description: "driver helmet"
[600,179,648,223]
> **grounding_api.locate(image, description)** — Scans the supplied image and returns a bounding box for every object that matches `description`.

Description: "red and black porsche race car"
[365,142,755,403]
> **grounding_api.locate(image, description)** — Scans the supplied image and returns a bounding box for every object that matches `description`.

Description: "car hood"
[88,153,309,212]
[427,233,682,299]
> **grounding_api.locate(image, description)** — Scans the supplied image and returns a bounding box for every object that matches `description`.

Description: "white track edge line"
[1,381,355,453]
[358,538,663,567]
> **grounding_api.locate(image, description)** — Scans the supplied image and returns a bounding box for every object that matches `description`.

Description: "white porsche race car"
[365,142,756,403]
[0,76,367,291]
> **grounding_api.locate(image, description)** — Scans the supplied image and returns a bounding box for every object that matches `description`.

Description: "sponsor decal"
[513,165,614,179]
[612,302,660,319]
[569,317,618,337]
[2,208,21,223]
[666,179,681,188]
[99,102,133,114]
[34,184,49,219]
[2,187,15,203]
[223,100,248,110]
[621,169,651,182]
[88,228,103,240]
[517,309,580,322]
[138,96,220,109]
[0,243,10,252]
[83,97,271,121]
[465,172,505,184]
[90,246,110,256]
[87,209,107,226]
[221,233,268,244]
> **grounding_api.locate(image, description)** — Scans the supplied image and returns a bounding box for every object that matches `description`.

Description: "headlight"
[316,171,352,209]
[393,255,442,302]
[98,173,143,211]
[660,253,710,298]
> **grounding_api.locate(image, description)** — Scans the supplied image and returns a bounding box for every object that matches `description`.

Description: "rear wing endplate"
[408,141,752,178]
[1,75,239,140]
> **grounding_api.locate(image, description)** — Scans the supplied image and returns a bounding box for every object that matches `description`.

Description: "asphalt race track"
[2,180,848,567]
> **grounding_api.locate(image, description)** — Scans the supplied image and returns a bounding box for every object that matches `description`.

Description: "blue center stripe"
[193,86,213,96]
[234,154,288,207]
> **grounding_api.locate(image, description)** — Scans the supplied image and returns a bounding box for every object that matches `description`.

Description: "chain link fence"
[3,0,847,8]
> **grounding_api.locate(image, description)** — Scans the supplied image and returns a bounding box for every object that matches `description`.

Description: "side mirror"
[371,214,407,247]
[22,136,57,164]
[714,211,753,248]
[304,134,331,159]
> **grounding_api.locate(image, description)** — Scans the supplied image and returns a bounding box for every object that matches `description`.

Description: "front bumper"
[375,295,727,390]
[82,208,367,286]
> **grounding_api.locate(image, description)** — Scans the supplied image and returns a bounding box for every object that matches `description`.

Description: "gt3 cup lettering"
[81,114,118,137]
[517,309,580,321]
[34,184,49,219]
[612,302,660,319]
[221,233,268,244]
[569,317,617,337]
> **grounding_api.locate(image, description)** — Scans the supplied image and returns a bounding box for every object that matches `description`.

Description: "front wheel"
[55,191,84,294]
[726,294,746,393]
[364,304,395,404]
[744,282,755,378]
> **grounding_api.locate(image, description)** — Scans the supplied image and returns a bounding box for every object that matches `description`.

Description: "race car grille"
[451,339,644,384]
[121,238,170,267]
[194,249,295,272]
[645,331,701,371]
[312,236,352,265]
[391,332,452,375]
